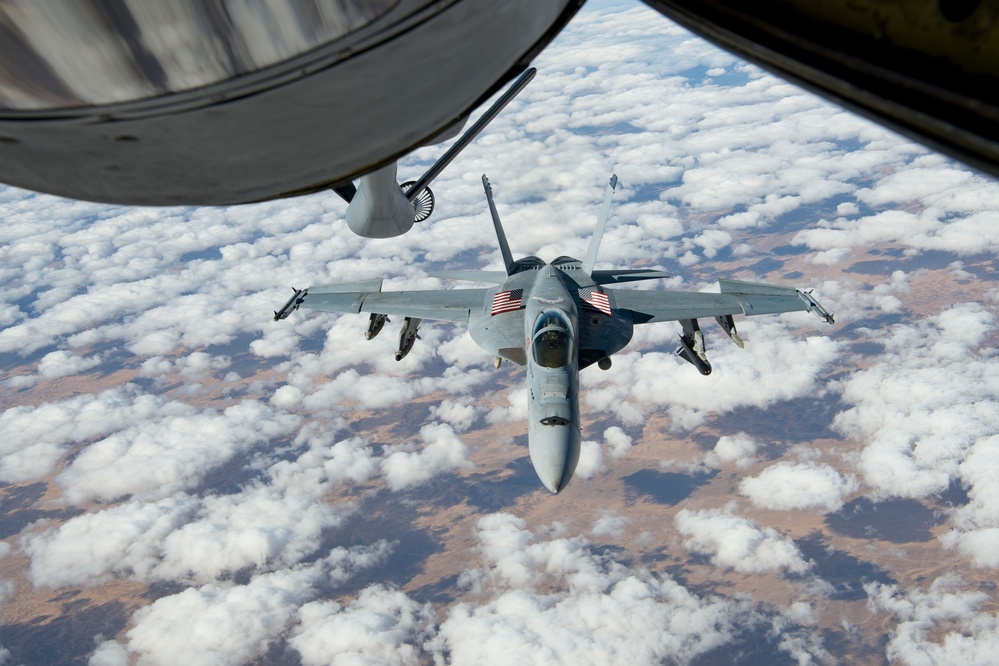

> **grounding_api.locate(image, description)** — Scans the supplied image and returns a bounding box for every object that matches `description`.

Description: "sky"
[2,0,999,664]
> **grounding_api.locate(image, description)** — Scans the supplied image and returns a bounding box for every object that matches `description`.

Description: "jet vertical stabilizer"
[583,174,618,275]
[482,175,516,275]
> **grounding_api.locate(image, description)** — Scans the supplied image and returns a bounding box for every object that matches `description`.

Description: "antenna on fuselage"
[582,174,618,275]
[482,175,516,275]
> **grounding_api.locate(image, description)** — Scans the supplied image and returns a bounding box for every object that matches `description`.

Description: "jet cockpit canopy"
[532,311,573,369]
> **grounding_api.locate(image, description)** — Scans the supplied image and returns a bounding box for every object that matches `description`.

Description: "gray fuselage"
[468,257,634,493]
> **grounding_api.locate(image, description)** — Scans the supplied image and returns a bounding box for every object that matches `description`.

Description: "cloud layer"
[1,0,999,664]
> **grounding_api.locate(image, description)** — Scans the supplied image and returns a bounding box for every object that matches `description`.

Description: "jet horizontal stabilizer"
[591,269,670,285]
[429,270,508,284]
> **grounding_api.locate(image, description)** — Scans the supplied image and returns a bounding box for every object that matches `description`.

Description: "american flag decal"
[491,289,524,315]
[579,287,611,315]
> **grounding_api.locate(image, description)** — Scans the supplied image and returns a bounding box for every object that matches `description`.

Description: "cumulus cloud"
[3,1,999,664]
[429,398,478,432]
[0,385,202,483]
[704,432,758,469]
[434,513,763,664]
[740,462,857,513]
[24,496,199,587]
[867,575,999,665]
[55,399,300,504]
[834,303,998,501]
[103,544,391,666]
[792,159,999,260]
[25,435,380,587]
[591,512,628,538]
[575,438,604,480]
[290,585,434,666]
[674,506,811,574]
[584,316,841,430]
[4,349,102,387]
[380,423,473,491]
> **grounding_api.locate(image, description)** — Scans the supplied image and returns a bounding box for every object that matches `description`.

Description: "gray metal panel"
[468,308,525,357]
[429,270,508,284]
[497,347,528,366]
[302,287,487,323]
[610,287,809,324]
[309,279,384,294]
[718,278,799,296]
[0,0,583,205]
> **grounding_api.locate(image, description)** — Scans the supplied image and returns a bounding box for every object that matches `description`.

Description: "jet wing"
[300,280,488,324]
[611,278,833,324]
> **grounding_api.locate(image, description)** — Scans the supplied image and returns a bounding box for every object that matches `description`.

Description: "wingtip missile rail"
[274,287,308,321]
[798,290,836,325]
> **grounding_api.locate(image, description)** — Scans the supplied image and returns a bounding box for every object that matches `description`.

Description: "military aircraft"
[274,175,835,494]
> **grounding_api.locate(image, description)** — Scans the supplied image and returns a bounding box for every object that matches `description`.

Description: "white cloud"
[433,513,763,664]
[290,585,433,666]
[5,349,103,387]
[380,423,473,491]
[110,544,391,666]
[704,432,758,468]
[25,435,379,587]
[0,385,203,484]
[575,438,604,479]
[674,505,811,574]
[603,426,633,460]
[2,1,999,664]
[55,399,300,504]
[24,496,200,587]
[792,161,999,259]
[591,512,628,538]
[834,303,999,502]
[740,462,857,513]
[585,316,841,431]
[429,398,478,432]
[867,575,999,665]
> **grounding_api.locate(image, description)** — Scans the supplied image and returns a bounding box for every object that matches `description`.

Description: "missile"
[273,288,307,321]
[676,318,712,375]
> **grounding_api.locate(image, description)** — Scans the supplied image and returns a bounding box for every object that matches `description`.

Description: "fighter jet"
[274,175,835,494]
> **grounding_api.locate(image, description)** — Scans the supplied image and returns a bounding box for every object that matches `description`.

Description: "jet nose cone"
[529,424,581,494]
